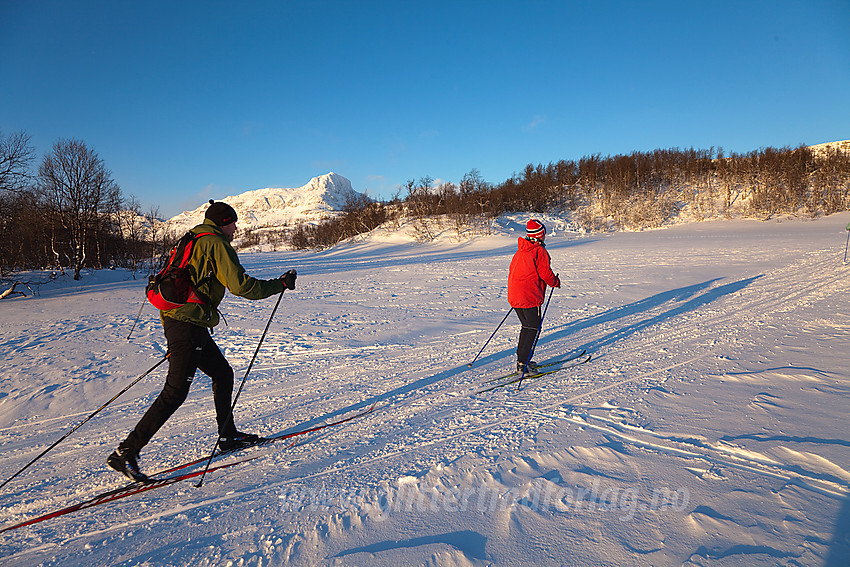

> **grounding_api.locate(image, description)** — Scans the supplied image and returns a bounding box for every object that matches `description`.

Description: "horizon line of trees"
[4,127,850,273]
[0,130,155,278]
[286,144,850,249]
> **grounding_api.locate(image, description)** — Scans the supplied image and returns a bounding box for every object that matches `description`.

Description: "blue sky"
[2,1,848,218]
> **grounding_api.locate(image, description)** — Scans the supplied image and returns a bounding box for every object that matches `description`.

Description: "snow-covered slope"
[166,172,363,233]
[1,215,849,565]
[808,139,850,156]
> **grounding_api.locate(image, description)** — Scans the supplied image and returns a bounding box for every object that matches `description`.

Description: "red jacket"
[508,237,560,308]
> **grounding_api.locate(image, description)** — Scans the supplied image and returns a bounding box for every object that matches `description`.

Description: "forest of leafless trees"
[3,127,850,270]
[286,144,850,249]
[0,131,152,277]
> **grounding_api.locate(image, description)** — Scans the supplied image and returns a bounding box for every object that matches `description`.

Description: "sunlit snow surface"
[1,214,849,566]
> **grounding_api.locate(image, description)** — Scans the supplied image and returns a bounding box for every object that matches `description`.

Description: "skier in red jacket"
[508,219,560,373]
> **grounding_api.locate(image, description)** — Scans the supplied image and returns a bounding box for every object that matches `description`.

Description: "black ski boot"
[107,445,149,483]
[517,360,540,374]
[219,431,262,452]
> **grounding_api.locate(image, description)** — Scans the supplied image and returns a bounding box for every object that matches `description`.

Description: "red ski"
[1,402,378,533]
[0,458,254,534]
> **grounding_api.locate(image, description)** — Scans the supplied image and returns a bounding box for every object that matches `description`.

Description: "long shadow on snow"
[277,275,762,435]
[334,530,488,561]
[539,274,762,353]
[826,494,850,566]
[451,275,760,374]
[23,275,144,300]
[269,236,600,278]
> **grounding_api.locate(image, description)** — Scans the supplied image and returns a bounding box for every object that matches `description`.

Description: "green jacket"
[161,219,284,327]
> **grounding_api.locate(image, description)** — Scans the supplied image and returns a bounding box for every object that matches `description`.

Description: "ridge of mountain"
[166,172,363,233]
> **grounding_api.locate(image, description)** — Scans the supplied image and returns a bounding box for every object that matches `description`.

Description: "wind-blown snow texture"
[1,214,849,566]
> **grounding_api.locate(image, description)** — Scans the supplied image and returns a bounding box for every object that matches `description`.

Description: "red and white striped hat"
[526,219,546,238]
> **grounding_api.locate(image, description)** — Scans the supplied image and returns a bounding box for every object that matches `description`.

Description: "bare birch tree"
[0,130,35,194]
[37,139,121,279]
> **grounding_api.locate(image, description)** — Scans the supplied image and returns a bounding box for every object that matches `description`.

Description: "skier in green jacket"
[108,200,297,482]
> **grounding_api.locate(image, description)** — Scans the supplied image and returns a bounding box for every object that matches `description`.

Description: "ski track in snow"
[1,216,850,566]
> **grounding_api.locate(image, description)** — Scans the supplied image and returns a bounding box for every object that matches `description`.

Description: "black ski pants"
[514,306,542,364]
[122,317,238,454]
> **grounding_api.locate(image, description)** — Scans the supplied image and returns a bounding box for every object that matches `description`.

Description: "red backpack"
[146,231,216,311]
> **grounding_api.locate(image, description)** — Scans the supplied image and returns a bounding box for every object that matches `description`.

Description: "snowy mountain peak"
[302,172,356,207]
[166,173,364,233]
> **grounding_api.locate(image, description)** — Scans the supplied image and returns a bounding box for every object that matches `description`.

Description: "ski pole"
[843,230,849,265]
[528,283,555,362]
[517,285,555,390]
[195,287,286,488]
[0,353,169,490]
[467,307,513,368]
[127,296,147,341]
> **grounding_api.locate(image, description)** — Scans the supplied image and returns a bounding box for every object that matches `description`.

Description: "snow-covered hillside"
[166,172,363,234]
[1,215,849,566]
[808,140,850,156]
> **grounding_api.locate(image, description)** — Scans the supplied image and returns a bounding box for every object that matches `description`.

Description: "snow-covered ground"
[1,214,849,566]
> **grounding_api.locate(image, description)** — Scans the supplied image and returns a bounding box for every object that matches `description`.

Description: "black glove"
[281,269,297,290]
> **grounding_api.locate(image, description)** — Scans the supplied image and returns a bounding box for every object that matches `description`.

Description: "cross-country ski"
[477,352,593,393]
[1,403,377,534]
[3,214,849,565]
[4,3,850,564]
[480,349,588,385]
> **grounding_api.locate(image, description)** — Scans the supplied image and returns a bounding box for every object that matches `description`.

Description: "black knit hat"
[205,200,237,226]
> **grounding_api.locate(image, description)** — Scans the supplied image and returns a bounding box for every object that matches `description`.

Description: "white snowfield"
[1,214,849,566]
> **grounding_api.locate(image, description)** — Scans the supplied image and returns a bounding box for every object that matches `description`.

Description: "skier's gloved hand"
[281,269,297,290]
[554,273,561,288]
